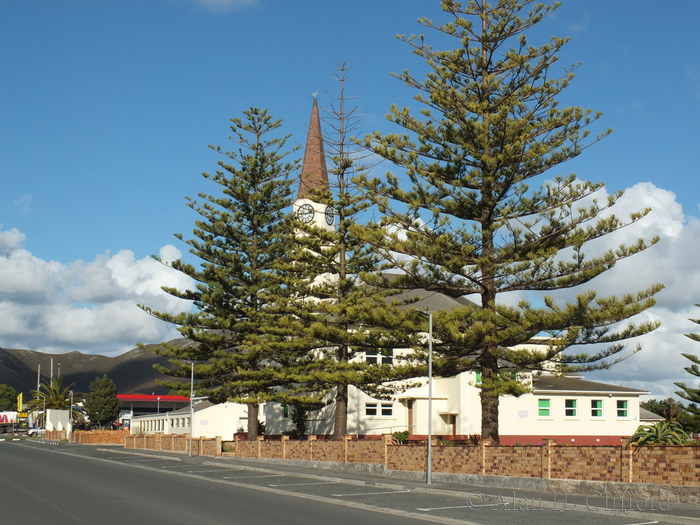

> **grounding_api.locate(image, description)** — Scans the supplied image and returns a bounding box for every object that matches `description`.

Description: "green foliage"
[358,0,661,444]
[392,430,410,444]
[282,401,322,439]
[139,108,301,440]
[626,421,690,447]
[26,376,86,426]
[281,65,422,438]
[641,398,700,435]
[84,375,121,429]
[675,304,700,427]
[0,384,18,411]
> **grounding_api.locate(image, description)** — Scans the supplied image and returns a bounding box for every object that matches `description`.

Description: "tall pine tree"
[675,305,700,423]
[359,0,662,444]
[140,108,300,440]
[84,375,121,429]
[283,68,420,439]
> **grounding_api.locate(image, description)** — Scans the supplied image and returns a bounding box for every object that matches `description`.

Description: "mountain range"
[0,339,192,396]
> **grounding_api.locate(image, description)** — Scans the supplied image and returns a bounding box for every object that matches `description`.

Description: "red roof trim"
[117,395,190,402]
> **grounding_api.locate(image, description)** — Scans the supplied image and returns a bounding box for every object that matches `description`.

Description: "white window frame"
[365,402,393,417]
[365,349,394,365]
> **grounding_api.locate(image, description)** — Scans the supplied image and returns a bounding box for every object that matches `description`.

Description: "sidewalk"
[209,453,700,524]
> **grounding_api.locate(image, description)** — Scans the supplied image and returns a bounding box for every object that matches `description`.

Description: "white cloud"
[554,183,700,400]
[0,228,26,255]
[1,182,700,399]
[0,234,194,356]
[498,182,700,400]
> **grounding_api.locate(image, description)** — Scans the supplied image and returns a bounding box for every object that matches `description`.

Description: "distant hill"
[0,338,194,396]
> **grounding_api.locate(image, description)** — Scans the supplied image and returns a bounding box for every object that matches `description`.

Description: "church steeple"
[298,97,329,199]
[294,97,334,231]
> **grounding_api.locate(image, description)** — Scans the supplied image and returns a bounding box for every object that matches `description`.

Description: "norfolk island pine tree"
[675,305,700,429]
[281,68,422,439]
[139,108,308,440]
[358,0,663,444]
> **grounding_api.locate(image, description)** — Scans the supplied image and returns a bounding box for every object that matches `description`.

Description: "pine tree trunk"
[247,403,259,441]
[480,360,500,445]
[333,384,348,439]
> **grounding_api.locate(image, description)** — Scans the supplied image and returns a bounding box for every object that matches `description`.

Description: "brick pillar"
[343,435,351,464]
[480,438,491,475]
[382,434,392,467]
[282,435,289,460]
[626,443,634,483]
[543,439,555,479]
[257,435,264,458]
[308,435,316,461]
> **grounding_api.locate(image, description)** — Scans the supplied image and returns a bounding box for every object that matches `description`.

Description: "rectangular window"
[283,405,289,418]
[475,371,482,384]
[617,400,628,418]
[538,398,550,417]
[565,399,577,417]
[591,400,603,417]
[365,349,394,365]
[365,402,393,417]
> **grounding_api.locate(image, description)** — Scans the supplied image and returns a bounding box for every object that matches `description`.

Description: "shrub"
[392,430,410,444]
[626,421,691,446]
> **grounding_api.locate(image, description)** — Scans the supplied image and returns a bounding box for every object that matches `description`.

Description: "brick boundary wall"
[73,430,128,445]
[124,433,222,457]
[231,436,700,488]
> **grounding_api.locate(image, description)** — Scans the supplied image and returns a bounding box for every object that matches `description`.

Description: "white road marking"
[222,474,285,479]
[268,481,338,487]
[331,489,412,497]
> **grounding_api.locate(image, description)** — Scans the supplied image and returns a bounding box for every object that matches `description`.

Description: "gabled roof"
[168,399,213,415]
[391,288,476,312]
[639,407,665,422]
[298,98,329,199]
[533,375,649,395]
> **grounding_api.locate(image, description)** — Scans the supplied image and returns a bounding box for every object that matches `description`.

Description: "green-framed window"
[617,400,628,418]
[565,399,577,417]
[591,399,603,417]
[538,398,550,417]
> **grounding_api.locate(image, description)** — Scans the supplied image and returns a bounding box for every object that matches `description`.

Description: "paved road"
[1,439,698,525]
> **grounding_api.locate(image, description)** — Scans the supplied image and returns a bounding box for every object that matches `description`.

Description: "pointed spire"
[298,97,329,199]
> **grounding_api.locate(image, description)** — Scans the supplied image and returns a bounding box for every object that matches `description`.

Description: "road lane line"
[332,489,412,497]
[269,481,338,487]
[222,474,285,479]
[417,505,472,511]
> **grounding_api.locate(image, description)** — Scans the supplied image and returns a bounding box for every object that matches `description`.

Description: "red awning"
[117,395,190,402]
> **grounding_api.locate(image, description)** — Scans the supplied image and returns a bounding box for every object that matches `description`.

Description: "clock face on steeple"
[297,204,314,223]
[324,205,334,225]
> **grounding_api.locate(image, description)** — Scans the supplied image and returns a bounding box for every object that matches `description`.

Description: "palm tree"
[27,376,86,427]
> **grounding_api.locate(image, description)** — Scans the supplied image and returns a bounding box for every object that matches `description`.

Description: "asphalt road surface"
[1,439,698,525]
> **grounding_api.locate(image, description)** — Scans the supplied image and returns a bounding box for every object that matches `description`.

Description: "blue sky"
[1,0,700,399]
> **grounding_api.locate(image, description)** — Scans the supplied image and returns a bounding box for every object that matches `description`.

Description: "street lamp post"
[69,390,74,443]
[417,309,434,485]
[189,362,194,457]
